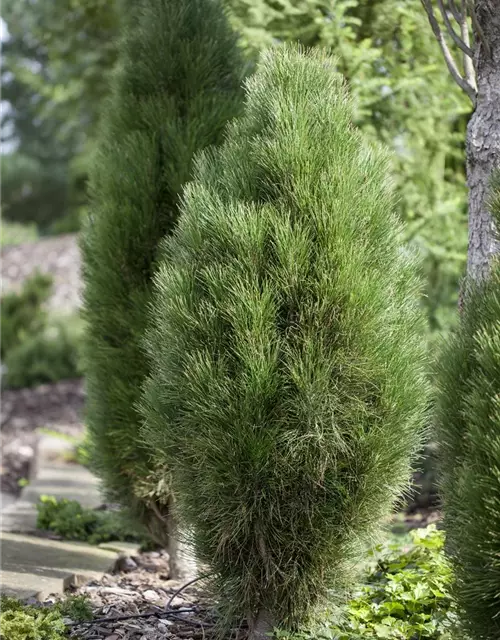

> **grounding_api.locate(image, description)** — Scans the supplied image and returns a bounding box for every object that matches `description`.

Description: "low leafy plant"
[36,495,148,545]
[331,526,457,639]
[0,594,92,640]
[274,526,458,640]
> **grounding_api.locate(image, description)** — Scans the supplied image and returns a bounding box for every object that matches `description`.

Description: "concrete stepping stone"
[0,532,122,600]
[1,434,101,534]
[0,433,140,600]
[0,492,17,511]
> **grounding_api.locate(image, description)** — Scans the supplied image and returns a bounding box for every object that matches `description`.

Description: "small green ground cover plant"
[36,495,149,546]
[275,525,457,640]
[330,525,457,640]
[0,594,92,640]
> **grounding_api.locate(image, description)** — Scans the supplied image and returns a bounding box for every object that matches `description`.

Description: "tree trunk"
[163,501,198,580]
[466,0,500,281]
[247,609,276,640]
[145,497,197,580]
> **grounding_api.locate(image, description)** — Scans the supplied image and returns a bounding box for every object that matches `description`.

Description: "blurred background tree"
[1,0,119,232]
[1,0,469,339]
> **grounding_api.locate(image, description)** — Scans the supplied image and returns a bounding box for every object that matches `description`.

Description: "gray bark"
[247,609,276,640]
[164,508,198,580]
[466,0,500,281]
[145,496,196,580]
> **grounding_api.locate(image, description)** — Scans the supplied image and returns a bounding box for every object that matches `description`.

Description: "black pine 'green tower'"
[81,0,245,575]
[142,46,428,634]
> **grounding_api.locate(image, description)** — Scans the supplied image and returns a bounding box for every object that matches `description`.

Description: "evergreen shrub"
[1,272,52,359]
[435,173,500,639]
[142,45,428,635]
[4,318,83,389]
[80,0,245,563]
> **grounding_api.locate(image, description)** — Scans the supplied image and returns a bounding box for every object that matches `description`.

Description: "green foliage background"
[2,0,469,340]
[0,273,83,389]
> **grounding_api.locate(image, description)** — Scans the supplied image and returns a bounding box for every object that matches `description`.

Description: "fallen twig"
[165,571,214,611]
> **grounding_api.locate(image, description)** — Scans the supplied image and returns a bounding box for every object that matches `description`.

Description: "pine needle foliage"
[80,0,245,547]
[142,45,428,632]
[435,173,500,639]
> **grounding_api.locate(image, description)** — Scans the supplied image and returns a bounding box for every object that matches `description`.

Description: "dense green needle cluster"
[80,0,245,553]
[142,45,428,632]
[435,174,500,639]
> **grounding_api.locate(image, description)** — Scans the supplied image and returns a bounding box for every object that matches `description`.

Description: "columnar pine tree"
[435,173,500,639]
[142,45,428,636]
[80,0,245,575]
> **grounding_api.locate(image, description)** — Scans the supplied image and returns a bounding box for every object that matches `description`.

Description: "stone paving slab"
[1,434,102,533]
[1,492,17,511]
[1,501,38,534]
[21,464,101,508]
[98,541,141,555]
[0,433,135,601]
[0,570,62,601]
[0,532,121,600]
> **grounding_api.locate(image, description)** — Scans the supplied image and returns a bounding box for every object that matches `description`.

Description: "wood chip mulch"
[63,551,248,640]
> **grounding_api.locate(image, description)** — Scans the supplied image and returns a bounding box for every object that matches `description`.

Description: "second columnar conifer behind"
[81,0,245,575]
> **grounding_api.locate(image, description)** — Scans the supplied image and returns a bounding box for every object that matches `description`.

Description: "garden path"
[0,433,139,600]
